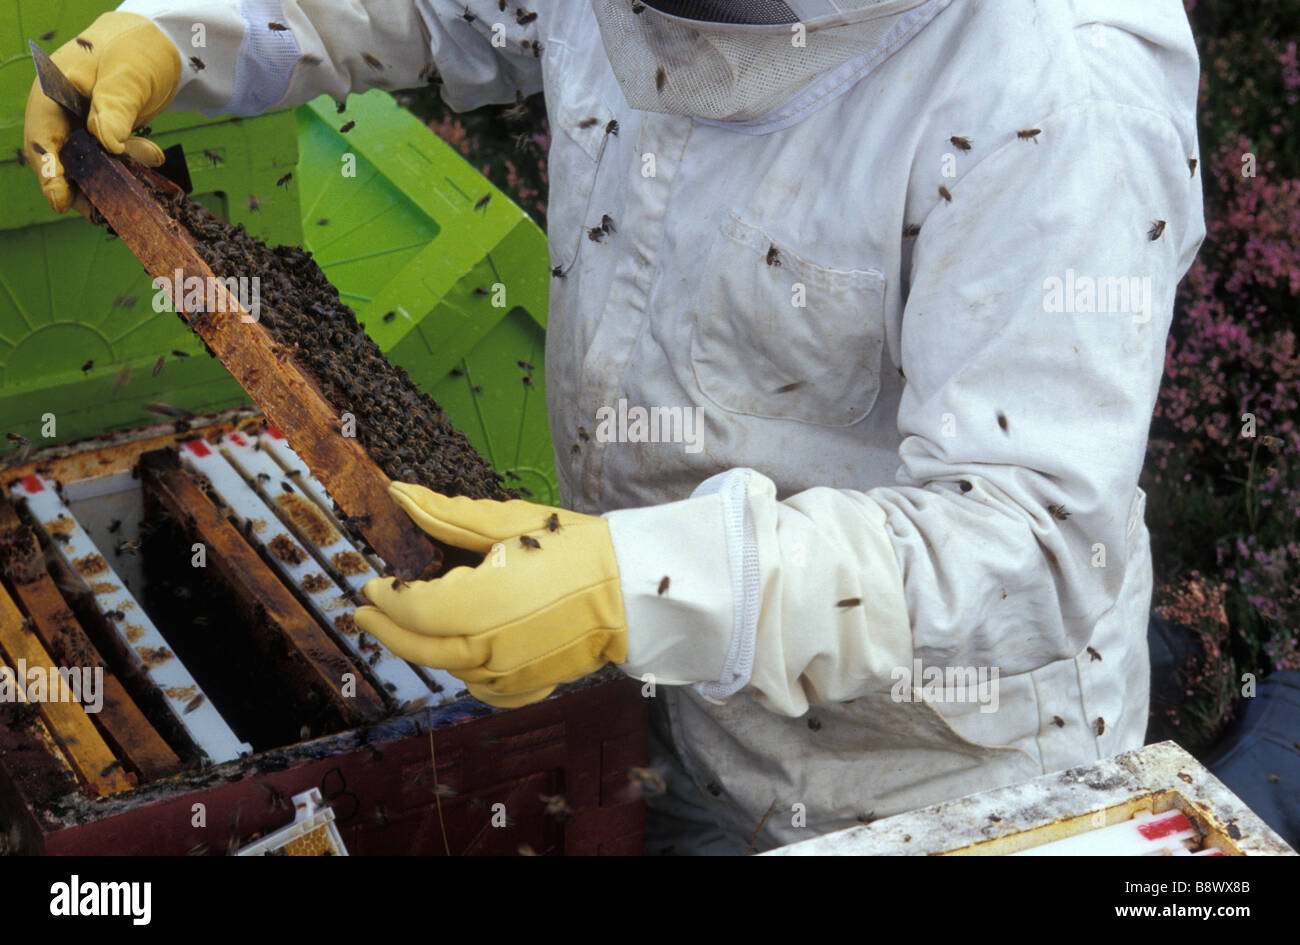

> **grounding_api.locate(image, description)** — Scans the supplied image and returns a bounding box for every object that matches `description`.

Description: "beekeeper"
[26,0,1205,854]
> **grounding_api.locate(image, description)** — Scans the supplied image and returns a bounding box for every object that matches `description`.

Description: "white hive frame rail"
[9,474,250,764]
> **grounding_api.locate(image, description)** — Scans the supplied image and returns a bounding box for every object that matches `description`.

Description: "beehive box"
[0,418,644,855]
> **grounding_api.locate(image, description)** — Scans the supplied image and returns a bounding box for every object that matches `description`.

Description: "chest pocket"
[690,213,887,427]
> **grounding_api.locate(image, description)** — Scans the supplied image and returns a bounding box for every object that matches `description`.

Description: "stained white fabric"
[118,0,1206,850]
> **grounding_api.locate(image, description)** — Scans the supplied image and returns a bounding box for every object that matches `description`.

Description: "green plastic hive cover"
[295,91,555,506]
[2,1,304,450]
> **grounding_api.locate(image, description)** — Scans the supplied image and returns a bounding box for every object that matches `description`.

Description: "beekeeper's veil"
[593,0,946,124]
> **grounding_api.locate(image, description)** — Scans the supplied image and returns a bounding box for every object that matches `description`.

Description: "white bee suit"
[119,0,1205,851]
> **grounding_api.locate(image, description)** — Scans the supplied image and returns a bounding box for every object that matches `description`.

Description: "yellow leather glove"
[354,484,629,709]
[24,11,181,215]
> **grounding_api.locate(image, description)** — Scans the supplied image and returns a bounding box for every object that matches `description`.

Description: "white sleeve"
[116,0,546,115]
[609,100,1204,719]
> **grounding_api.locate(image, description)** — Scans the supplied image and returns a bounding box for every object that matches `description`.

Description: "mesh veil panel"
[640,0,800,24]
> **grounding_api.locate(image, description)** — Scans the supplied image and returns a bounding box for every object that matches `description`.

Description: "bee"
[503,100,529,121]
[539,793,573,822]
[655,66,667,92]
[902,223,921,240]
[299,53,323,66]
[605,119,619,136]
[247,195,260,211]
[1052,716,1065,727]
[658,576,670,595]
[499,0,507,9]
[13,148,25,167]
[20,617,35,634]
[571,443,581,455]
[577,427,590,441]
[1086,646,1102,662]
[627,766,666,797]
[107,519,122,533]
[183,693,206,714]
[40,29,56,40]
[390,577,407,592]
[517,360,536,371]
[632,1,646,13]
[76,37,94,51]
[765,243,781,267]
[836,598,862,608]
[517,10,538,25]
[600,214,616,234]
[1148,219,1166,241]
[520,535,541,550]
[474,193,491,211]
[938,185,953,202]
[958,480,972,493]
[172,349,189,357]
[336,99,347,114]
[1017,128,1041,142]
[299,725,312,741]
[1094,717,1105,736]
[152,356,165,378]
[551,265,566,279]
[104,610,125,622]
[255,782,287,810]
[1188,157,1198,177]
[114,294,138,308]
[81,359,94,373]
[190,56,205,71]
[382,311,396,323]
[518,843,537,856]
[773,381,805,394]
[807,716,822,731]
[186,842,209,856]
[1047,503,1070,521]
[362,53,383,70]
[545,513,560,532]
[340,121,355,133]
[997,411,1008,433]
[6,432,29,447]
[578,117,600,129]
[531,41,543,57]
[949,135,972,151]
[587,225,606,242]
[276,172,293,188]
[109,364,131,391]
[115,538,141,556]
